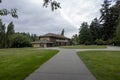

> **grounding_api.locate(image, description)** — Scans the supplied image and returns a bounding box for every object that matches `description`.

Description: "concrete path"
[25,46,120,80]
[75,46,120,52]
[25,49,96,80]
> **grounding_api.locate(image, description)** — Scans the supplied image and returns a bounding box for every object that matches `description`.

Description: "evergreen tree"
[90,18,102,43]
[100,0,119,41]
[116,19,120,45]
[7,22,15,35]
[100,0,111,40]
[6,22,15,47]
[31,34,38,41]
[115,0,120,45]
[61,29,64,36]
[79,22,93,45]
[0,19,6,48]
[71,34,79,45]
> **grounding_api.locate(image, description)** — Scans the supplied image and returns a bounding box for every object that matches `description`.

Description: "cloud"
[0,0,103,38]
[59,0,103,28]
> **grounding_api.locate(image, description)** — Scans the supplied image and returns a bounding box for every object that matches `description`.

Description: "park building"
[32,33,70,48]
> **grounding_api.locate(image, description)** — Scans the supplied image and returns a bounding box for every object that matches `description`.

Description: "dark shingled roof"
[31,40,54,44]
[40,33,70,39]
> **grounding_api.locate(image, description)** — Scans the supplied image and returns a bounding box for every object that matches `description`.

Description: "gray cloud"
[0,0,103,38]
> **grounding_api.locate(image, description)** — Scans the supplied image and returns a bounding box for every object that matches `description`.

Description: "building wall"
[33,43,41,48]
[35,36,70,48]
[40,37,56,42]
[40,37,50,41]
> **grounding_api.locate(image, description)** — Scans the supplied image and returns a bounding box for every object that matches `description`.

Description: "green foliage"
[115,20,120,46]
[43,0,61,11]
[107,39,114,45]
[0,19,6,48]
[79,22,93,45]
[115,0,120,46]
[0,0,18,47]
[71,34,79,45]
[7,22,15,35]
[95,39,106,45]
[6,22,15,48]
[90,18,102,43]
[84,41,91,45]
[112,37,120,46]
[0,9,18,18]
[0,20,16,48]
[100,0,119,41]
[61,29,64,36]
[30,34,38,41]
[77,0,120,46]
[10,34,32,48]
[0,0,18,18]
[0,19,37,48]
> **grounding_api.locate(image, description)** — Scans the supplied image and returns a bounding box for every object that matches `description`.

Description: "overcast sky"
[0,0,104,38]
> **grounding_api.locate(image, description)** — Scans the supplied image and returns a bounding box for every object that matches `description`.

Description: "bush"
[95,39,106,45]
[10,34,32,48]
[84,41,91,45]
[107,39,114,45]
[113,37,120,46]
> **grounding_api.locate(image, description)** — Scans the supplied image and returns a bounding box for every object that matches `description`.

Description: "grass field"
[60,45,106,49]
[77,51,120,80]
[0,48,58,80]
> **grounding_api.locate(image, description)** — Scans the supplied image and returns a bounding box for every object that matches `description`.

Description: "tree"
[10,34,32,48]
[0,0,18,18]
[115,0,120,45]
[90,18,102,43]
[61,29,64,36]
[100,0,111,40]
[7,22,15,35]
[116,20,120,45]
[0,19,6,48]
[31,34,38,41]
[100,0,119,41]
[0,0,18,47]
[79,22,93,45]
[43,0,61,11]
[95,39,106,45]
[6,22,15,47]
[115,0,120,21]
[71,34,79,45]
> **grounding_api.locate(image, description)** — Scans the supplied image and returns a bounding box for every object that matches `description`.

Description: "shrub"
[95,39,106,45]
[113,37,120,46]
[10,34,32,48]
[107,39,114,45]
[84,41,91,45]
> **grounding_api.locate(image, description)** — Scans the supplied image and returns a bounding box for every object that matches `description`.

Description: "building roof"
[40,33,70,39]
[31,40,54,44]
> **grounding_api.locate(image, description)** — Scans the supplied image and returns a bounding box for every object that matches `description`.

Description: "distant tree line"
[0,20,38,48]
[71,0,120,46]
[0,0,39,48]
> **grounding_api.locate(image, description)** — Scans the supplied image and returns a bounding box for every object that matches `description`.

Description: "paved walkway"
[75,46,120,52]
[25,46,120,80]
[25,48,96,80]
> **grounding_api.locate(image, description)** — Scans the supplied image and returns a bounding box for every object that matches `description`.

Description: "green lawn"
[77,51,120,80]
[60,45,106,49]
[0,48,58,80]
